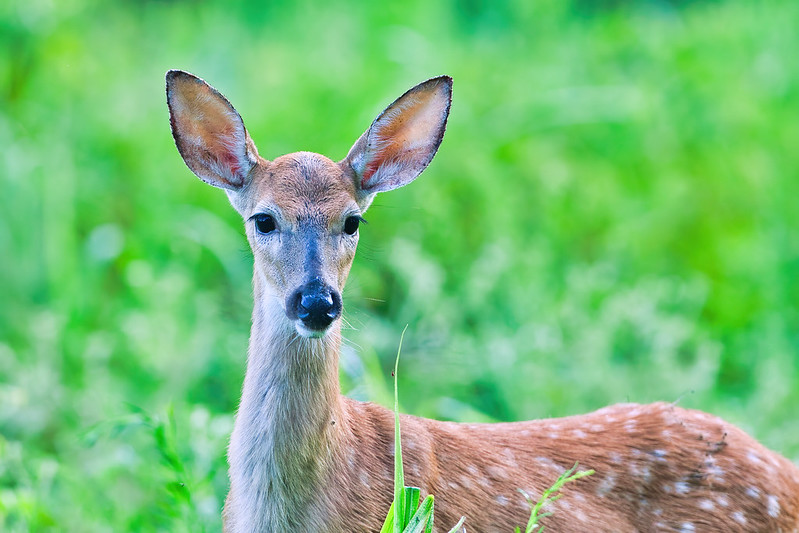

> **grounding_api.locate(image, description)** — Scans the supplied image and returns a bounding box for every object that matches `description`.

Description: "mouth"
[294,321,333,339]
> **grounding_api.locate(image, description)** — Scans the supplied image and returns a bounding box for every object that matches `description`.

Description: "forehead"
[246,152,358,218]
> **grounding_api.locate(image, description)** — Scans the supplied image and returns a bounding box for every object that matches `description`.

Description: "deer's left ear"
[166,70,259,190]
[343,76,452,204]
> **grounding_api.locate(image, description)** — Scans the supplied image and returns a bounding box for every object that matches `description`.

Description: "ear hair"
[166,70,259,190]
[343,76,452,204]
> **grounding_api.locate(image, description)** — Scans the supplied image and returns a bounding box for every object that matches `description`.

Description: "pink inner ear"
[222,152,241,178]
[361,157,383,184]
[357,85,449,192]
[169,74,254,188]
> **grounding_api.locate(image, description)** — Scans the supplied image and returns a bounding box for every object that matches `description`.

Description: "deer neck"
[227,275,345,531]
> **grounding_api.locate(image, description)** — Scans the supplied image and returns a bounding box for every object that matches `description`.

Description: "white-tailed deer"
[166,70,799,532]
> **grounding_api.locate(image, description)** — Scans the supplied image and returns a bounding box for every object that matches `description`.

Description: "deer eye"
[254,214,277,234]
[343,216,363,236]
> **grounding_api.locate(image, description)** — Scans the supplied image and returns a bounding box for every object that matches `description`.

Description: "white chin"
[295,323,328,339]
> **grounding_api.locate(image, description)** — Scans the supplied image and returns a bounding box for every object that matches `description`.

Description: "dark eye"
[254,214,276,234]
[343,216,362,235]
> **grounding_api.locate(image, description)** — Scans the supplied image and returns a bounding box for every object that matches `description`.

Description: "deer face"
[232,153,363,337]
[166,70,451,338]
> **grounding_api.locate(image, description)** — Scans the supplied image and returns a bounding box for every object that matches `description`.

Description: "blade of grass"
[393,326,409,533]
[403,494,434,533]
[446,516,466,533]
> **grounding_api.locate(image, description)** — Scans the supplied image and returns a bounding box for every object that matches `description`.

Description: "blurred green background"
[2,0,798,530]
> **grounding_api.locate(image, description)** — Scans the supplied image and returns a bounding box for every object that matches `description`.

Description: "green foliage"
[1,0,798,530]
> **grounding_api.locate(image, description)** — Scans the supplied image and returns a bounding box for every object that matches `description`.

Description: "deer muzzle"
[286,277,342,337]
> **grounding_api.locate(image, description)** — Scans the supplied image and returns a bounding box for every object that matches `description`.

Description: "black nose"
[287,278,342,332]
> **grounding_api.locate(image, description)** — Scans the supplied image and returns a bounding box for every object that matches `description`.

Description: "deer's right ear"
[166,70,259,190]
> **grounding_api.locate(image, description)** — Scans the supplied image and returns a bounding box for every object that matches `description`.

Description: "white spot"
[548,432,558,439]
[624,422,637,433]
[767,495,780,518]
[699,499,715,511]
[653,508,664,517]
[502,448,518,467]
[359,471,370,487]
[596,473,617,497]
[609,452,622,464]
[626,407,643,418]
[495,495,509,506]
[704,457,726,482]
[716,495,729,507]
[535,457,564,473]
[447,481,460,491]
[732,511,746,525]
[746,451,762,464]
[486,466,508,481]
[520,430,532,438]
[651,449,668,462]
[674,481,691,495]
[679,523,695,533]
[662,430,671,439]
[467,465,479,476]
[572,429,586,438]
[745,486,761,499]
[589,424,605,432]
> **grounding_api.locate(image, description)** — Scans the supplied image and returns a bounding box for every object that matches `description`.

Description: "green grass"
[514,464,594,533]
[2,0,799,530]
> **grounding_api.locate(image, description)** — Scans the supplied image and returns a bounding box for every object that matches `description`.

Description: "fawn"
[166,70,799,532]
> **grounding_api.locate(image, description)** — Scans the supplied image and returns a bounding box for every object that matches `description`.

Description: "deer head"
[166,71,452,338]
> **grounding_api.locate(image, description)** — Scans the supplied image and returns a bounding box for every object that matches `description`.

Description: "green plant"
[380,327,466,533]
[515,463,595,533]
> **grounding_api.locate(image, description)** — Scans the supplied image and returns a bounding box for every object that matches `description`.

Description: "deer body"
[166,71,799,532]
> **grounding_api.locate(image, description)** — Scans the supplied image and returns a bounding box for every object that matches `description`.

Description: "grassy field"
[2,0,798,530]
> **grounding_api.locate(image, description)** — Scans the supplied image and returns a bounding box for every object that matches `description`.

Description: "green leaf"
[380,502,395,533]
[518,462,594,533]
[446,516,467,533]
[402,486,421,525]
[392,325,409,532]
[403,494,435,533]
